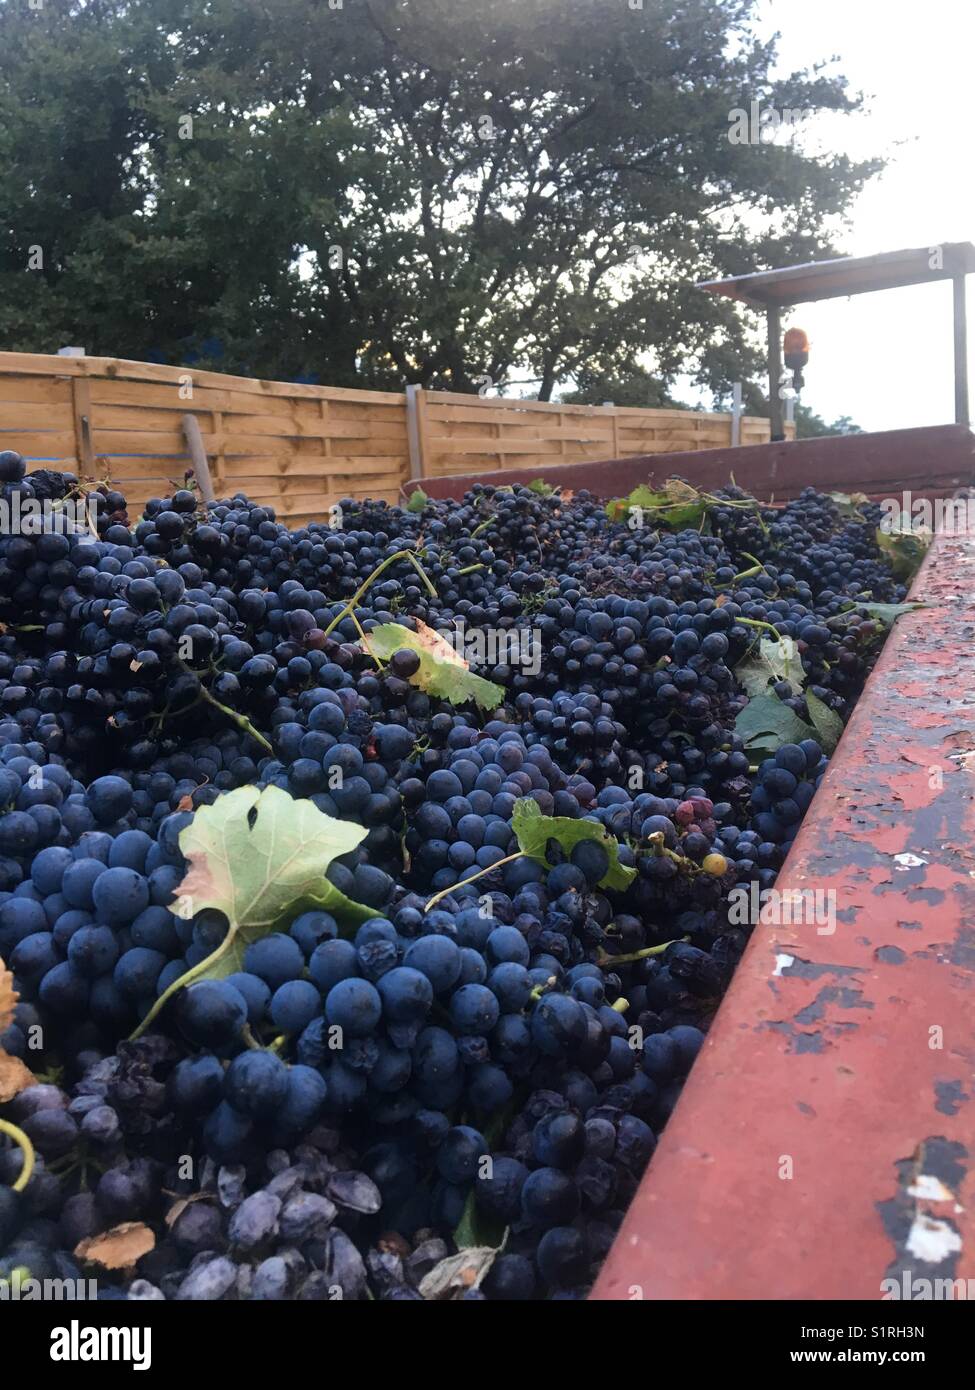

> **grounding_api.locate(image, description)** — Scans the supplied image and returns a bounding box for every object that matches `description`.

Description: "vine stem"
[424,850,526,913]
[728,564,764,584]
[737,616,782,638]
[0,1118,36,1192]
[406,552,438,597]
[176,661,272,753]
[595,936,688,968]
[347,608,375,654]
[129,930,239,1042]
[322,549,431,642]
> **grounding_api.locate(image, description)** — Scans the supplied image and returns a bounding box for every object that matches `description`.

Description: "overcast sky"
[682,0,974,431]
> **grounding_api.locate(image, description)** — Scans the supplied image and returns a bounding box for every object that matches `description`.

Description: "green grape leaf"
[526,478,555,497]
[407,487,429,512]
[606,480,706,530]
[736,635,804,697]
[361,621,505,711]
[805,690,845,755]
[129,787,372,1040]
[453,1188,507,1252]
[844,601,926,626]
[511,798,636,892]
[828,491,869,518]
[734,692,817,753]
[876,526,931,581]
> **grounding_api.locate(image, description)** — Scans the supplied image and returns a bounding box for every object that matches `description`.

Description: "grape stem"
[595,937,689,968]
[529,974,558,1001]
[0,1118,36,1192]
[423,850,526,913]
[737,616,782,638]
[128,930,239,1042]
[322,548,435,642]
[406,552,438,597]
[175,660,273,753]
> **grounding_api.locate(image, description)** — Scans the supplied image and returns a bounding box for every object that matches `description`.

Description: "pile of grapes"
[0,449,907,1300]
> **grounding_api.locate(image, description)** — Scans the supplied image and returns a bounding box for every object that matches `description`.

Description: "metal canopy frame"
[697,242,975,438]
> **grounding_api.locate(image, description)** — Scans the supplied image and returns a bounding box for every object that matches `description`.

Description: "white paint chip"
[893,853,928,869]
[907,1175,955,1202]
[772,954,795,977]
[905,1215,962,1263]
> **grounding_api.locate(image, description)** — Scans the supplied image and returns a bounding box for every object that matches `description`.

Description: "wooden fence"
[0,352,788,525]
[414,390,780,479]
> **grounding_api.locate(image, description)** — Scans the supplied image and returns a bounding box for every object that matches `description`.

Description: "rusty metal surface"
[591,523,975,1301]
[420,423,975,504]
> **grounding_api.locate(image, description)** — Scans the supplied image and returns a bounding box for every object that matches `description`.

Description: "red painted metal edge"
[591,523,975,1301]
[419,423,975,503]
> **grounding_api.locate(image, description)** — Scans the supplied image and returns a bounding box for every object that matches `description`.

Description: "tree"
[794,406,864,438]
[0,0,881,394]
[558,366,688,409]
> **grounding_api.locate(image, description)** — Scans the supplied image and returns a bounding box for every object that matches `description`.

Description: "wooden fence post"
[405,385,427,479]
[70,376,95,476]
[601,401,619,458]
[182,414,217,503]
[731,383,742,447]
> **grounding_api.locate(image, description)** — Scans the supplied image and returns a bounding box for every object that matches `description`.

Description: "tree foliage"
[0,0,881,395]
[794,405,864,438]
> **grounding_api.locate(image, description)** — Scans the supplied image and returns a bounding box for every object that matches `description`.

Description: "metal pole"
[405,384,424,480]
[767,305,784,441]
[953,275,969,427]
[731,382,742,446]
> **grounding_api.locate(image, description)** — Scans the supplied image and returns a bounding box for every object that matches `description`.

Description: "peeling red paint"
[591,518,975,1301]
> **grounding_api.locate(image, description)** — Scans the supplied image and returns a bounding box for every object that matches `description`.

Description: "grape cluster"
[0,451,903,1299]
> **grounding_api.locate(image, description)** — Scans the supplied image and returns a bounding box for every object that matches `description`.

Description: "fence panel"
[0,353,789,522]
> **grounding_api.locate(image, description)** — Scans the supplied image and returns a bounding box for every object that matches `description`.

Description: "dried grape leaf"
[0,1053,36,1103]
[418,1247,499,1300]
[75,1222,155,1270]
[0,956,16,1032]
[0,956,33,1099]
[163,1193,212,1228]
